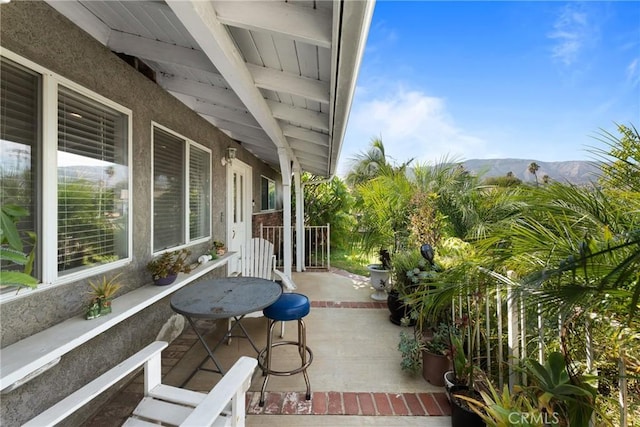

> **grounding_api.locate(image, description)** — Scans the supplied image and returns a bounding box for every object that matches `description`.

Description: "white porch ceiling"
[45,0,374,177]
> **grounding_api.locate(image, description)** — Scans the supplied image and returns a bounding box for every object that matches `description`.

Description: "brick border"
[246,391,450,416]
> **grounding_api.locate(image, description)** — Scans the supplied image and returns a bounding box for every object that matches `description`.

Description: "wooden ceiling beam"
[211,1,331,48]
[247,64,329,105]
[108,31,213,72]
[44,1,111,45]
[281,124,329,147]
[157,74,245,110]
[267,100,329,131]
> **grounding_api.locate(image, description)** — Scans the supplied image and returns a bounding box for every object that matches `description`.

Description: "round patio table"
[171,277,282,382]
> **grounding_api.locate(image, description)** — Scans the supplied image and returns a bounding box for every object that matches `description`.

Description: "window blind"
[57,86,129,274]
[189,145,210,240]
[0,57,40,284]
[153,127,185,251]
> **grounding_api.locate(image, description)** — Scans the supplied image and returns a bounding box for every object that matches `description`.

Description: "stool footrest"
[257,341,313,376]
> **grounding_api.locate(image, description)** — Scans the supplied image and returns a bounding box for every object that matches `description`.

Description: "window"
[189,145,211,240]
[0,57,40,285]
[0,52,131,292]
[261,176,276,211]
[57,87,129,275]
[152,124,210,253]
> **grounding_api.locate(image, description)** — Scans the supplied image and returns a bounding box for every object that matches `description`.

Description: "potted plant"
[212,240,226,256]
[389,247,439,326]
[456,374,519,427]
[398,331,422,374]
[421,322,452,386]
[367,248,391,300]
[146,249,192,285]
[85,274,122,319]
[444,315,476,393]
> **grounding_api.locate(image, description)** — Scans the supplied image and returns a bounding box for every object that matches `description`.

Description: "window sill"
[0,253,236,393]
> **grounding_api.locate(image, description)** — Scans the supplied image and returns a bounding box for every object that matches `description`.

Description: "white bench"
[23,341,258,427]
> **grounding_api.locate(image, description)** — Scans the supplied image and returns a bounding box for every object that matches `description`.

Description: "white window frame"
[0,50,133,303]
[150,122,211,255]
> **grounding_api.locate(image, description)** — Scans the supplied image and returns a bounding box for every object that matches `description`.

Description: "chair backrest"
[240,238,276,279]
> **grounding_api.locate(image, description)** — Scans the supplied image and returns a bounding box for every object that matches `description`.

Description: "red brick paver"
[311,391,328,415]
[433,392,451,415]
[342,392,358,415]
[372,392,393,415]
[357,392,376,416]
[419,392,445,416]
[404,392,427,415]
[246,391,448,416]
[388,393,410,415]
[327,391,343,414]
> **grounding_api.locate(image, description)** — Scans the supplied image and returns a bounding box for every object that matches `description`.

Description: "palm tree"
[345,137,392,188]
[528,161,540,186]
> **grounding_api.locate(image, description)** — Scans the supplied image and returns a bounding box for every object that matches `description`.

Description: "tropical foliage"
[296,173,354,250]
[341,126,639,425]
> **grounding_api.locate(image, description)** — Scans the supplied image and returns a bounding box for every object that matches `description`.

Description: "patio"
[86,270,452,426]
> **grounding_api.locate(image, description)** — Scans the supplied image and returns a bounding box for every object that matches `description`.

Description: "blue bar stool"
[257,293,313,406]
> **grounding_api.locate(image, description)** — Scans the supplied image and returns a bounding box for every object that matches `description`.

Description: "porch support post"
[278,148,293,279]
[294,169,304,272]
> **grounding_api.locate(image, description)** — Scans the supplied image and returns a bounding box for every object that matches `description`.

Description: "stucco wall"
[0,2,280,425]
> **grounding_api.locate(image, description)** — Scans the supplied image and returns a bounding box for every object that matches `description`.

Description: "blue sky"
[337,1,640,175]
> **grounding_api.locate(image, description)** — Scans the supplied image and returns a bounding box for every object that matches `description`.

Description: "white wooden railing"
[452,273,629,426]
[260,224,330,271]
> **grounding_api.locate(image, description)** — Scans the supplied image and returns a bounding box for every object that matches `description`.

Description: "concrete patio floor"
[87,270,452,426]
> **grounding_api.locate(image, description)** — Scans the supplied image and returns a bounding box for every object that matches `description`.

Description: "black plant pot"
[449,385,485,427]
[387,290,416,326]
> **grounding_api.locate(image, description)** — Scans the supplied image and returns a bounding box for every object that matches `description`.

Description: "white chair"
[23,341,257,427]
[229,238,296,340]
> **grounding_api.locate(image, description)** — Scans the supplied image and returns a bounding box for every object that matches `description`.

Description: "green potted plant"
[421,322,452,386]
[212,240,226,256]
[85,274,122,319]
[458,372,529,427]
[398,331,422,374]
[146,249,192,286]
[389,248,439,326]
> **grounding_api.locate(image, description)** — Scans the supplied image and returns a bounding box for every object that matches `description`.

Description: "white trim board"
[0,253,235,392]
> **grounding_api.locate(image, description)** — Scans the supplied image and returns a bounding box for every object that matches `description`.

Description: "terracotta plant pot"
[421,350,451,386]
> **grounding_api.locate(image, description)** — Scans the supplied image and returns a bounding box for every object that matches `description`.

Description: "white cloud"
[548,4,592,66]
[339,85,486,174]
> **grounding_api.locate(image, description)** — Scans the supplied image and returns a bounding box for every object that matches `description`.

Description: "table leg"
[180,316,226,387]
[215,315,261,354]
[181,315,261,387]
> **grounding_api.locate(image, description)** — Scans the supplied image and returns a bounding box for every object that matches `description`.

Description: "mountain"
[462,159,602,185]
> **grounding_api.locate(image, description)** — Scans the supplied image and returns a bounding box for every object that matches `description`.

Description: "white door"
[227,160,252,273]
